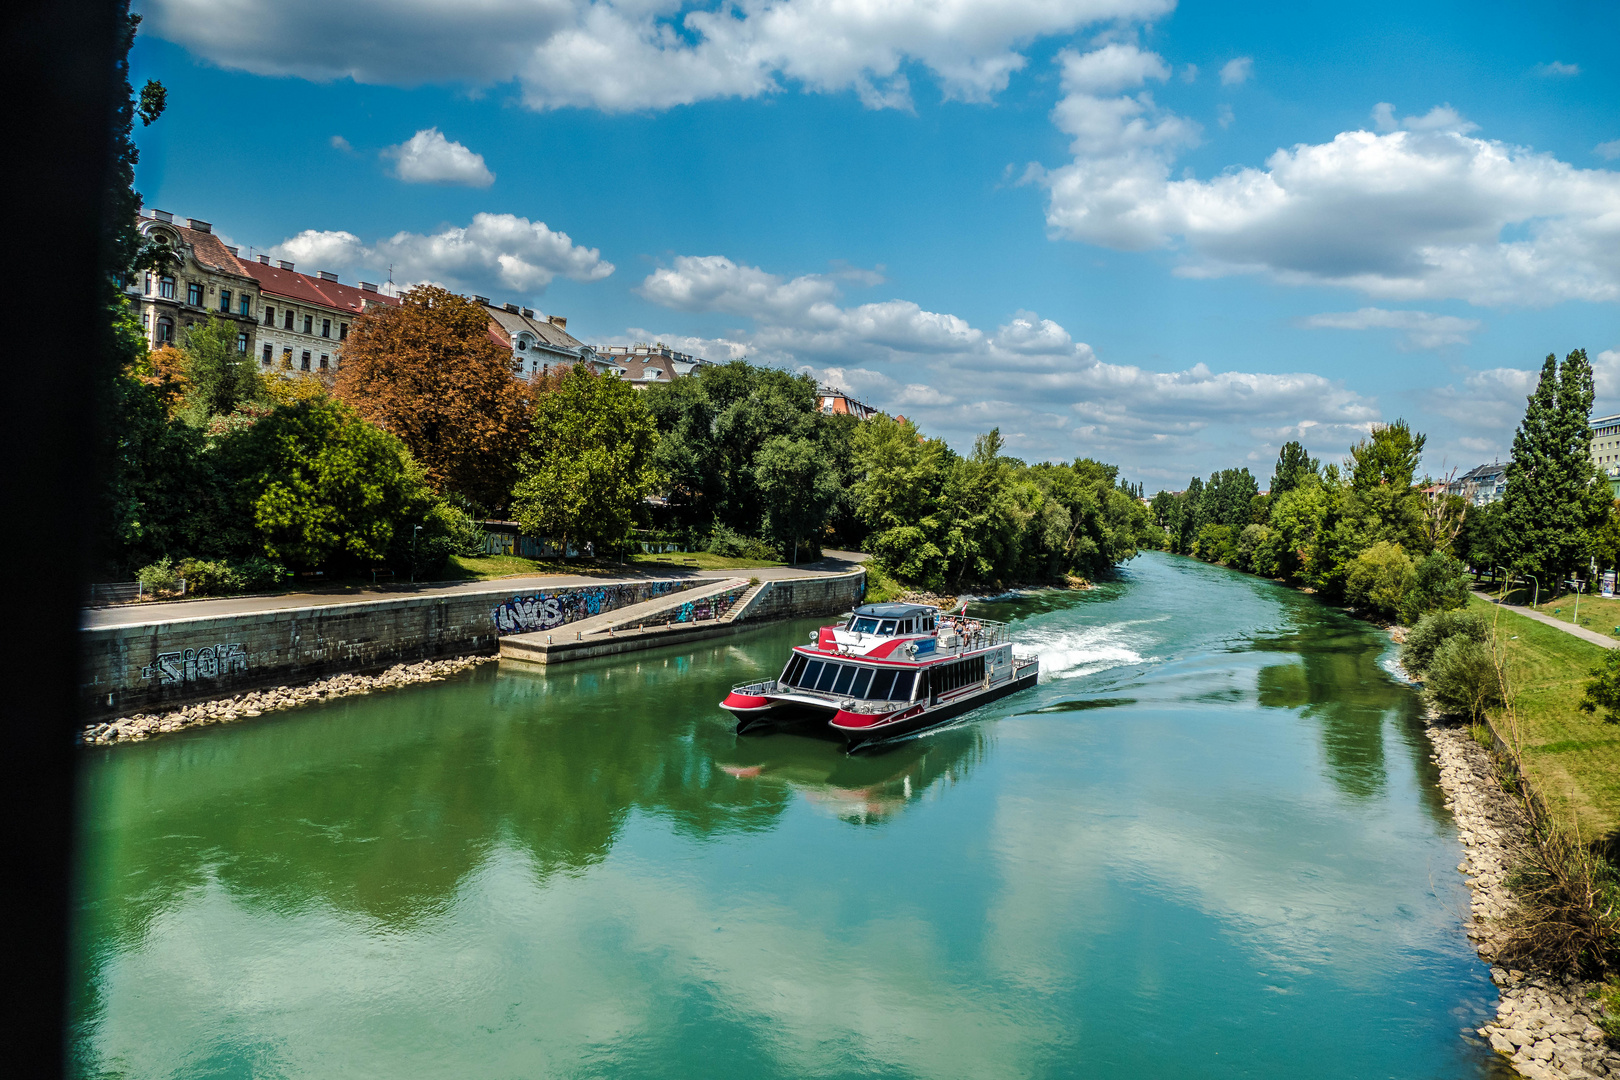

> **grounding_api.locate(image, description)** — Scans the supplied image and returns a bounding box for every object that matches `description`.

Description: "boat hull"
[831,668,1039,751]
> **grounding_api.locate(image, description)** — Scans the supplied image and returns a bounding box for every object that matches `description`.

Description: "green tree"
[1270,441,1320,500]
[512,364,661,554]
[754,434,841,562]
[178,315,265,424]
[1345,540,1417,620]
[1455,499,1507,580]
[1266,475,1327,583]
[223,398,422,569]
[852,414,951,586]
[1501,350,1611,586]
[1401,549,1471,624]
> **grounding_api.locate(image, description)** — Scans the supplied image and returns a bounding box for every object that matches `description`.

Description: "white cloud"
[270,213,613,298]
[329,134,354,153]
[633,253,1380,471]
[1218,56,1252,86]
[1597,140,1620,161]
[1534,60,1580,77]
[382,128,495,187]
[1041,48,1620,307]
[1299,307,1482,349]
[1217,103,1234,130]
[143,0,1175,113]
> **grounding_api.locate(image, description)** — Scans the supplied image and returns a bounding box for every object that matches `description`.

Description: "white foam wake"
[1021,622,1148,681]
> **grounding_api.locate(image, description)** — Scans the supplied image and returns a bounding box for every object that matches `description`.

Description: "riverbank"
[78,655,498,746]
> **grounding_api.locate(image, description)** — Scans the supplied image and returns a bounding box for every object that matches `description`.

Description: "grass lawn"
[625,551,784,572]
[1472,594,1620,842]
[443,554,624,581]
[1484,580,1620,641]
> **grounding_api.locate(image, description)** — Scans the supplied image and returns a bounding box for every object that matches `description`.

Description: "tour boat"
[720,602,1040,750]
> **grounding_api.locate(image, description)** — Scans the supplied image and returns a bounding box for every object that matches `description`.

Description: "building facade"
[477,300,617,378]
[130,211,261,357]
[1447,462,1508,506]
[817,386,878,420]
[240,257,398,375]
[594,343,712,388]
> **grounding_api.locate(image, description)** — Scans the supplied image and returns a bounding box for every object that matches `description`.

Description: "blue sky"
[131,0,1619,490]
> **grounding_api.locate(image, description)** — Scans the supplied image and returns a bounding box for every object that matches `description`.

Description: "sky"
[129,0,1619,491]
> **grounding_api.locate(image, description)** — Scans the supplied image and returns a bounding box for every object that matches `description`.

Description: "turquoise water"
[71,552,1505,1078]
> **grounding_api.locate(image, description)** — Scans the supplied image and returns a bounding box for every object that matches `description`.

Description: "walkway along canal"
[70,552,1511,1079]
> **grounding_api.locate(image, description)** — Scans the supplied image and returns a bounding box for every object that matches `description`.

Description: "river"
[70,551,1507,1078]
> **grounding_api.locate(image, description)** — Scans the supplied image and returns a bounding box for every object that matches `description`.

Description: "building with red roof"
[240,255,398,376]
[130,211,263,359]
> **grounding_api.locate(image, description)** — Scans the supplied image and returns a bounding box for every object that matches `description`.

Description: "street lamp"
[410,524,421,583]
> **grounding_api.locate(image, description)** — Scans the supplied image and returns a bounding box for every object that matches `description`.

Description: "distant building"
[594,342,713,388]
[816,386,878,420]
[241,256,398,375]
[477,299,616,378]
[1447,462,1508,506]
[1592,413,1620,479]
[130,211,261,358]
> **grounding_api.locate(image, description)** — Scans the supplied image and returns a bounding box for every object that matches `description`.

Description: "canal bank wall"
[79,569,866,725]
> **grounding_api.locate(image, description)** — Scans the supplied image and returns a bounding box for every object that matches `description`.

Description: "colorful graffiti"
[618,587,747,630]
[140,643,248,684]
[492,581,686,635]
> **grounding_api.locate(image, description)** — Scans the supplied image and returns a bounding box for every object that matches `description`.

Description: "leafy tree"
[335,285,532,510]
[178,316,265,424]
[1195,523,1237,564]
[1401,549,1471,624]
[221,398,423,569]
[1580,650,1620,725]
[1176,476,1205,553]
[1237,523,1274,574]
[1500,350,1612,586]
[1425,636,1503,721]
[1344,540,1417,620]
[1401,608,1490,676]
[852,414,951,584]
[1309,423,1429,601]
[511,364,661,554]
[754,433,841,561]
[1455,500,1507,580]
[1270,441,1320,499]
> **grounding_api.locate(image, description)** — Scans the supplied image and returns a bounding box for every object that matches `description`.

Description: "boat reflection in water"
[715,724,988,824]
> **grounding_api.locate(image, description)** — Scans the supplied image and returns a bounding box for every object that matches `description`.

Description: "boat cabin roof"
[852,602,935,619]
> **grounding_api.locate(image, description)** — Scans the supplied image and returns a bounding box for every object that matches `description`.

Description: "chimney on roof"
[547,315,568,330]
[187,218,212,233]
[151,209,172,223]
[521,307,534,318]
[360,282,377,293]
[278,260,294,271]
[503,302,519,313]
[473,295,491,305]
[318,271,338,282]
[259,254,270,264]
[224,245,239,256]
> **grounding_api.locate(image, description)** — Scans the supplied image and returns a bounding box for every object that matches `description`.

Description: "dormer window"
[517,339,528,350]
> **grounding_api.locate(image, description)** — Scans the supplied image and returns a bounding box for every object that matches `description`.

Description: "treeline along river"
[71,552,1510,1079]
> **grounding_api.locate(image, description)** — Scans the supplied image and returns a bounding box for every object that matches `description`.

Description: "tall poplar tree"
[1501,349,1609,585]
[1270,441,1319,499]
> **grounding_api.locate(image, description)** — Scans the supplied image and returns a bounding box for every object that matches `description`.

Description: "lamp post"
[1523,571,1541,610]
[410,524,420,583]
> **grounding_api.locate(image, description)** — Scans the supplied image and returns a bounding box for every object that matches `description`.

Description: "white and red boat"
[720,602,1040,750]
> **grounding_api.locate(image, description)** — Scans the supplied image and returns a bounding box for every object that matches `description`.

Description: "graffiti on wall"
[492,581,685,635]
[619,587,746,629]
[141,643,248,684]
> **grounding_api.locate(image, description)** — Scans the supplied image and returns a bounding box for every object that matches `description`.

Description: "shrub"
[1236,523,1273,575]
[1400,549,1471,623]
[1580,649,1620,725]
[1401,608,1490,676]
[135,556,179,595]
[1424,634,1504,721]
[233,556,287,592]
[705,525,778,561]
[401,502,488,577]
[1345,540,1417,620]
[1194,523,1236,564]
[176,558,242,597]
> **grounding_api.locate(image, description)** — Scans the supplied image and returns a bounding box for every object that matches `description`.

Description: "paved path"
[84,551,868,629]
[1472,591,1617,649]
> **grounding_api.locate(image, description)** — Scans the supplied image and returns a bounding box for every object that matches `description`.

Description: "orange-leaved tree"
[335,285,532,510]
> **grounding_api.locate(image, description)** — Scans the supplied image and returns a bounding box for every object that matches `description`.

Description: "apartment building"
[594,342,712,388]
[817,386,878,420]
[240,257,399,375]
[476,299,620,378]
[130,211,261,356]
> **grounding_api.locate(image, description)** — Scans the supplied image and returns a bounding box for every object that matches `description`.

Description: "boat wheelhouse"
[721,602,1039,750]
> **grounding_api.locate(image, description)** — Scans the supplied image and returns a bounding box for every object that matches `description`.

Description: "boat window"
[832,665,856,695]
[815,663,842,692]
[891,672,917,700]
[782,654,807,685]
[851,616,880,634]
[850,668,874,698]
[868,669,896,699]
[899,620,913,634]
[878,620,896,635]
[798,660,824,688]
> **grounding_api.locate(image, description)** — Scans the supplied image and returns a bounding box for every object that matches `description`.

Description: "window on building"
[143,273,152,294]
[300,351,311,371]
[284,310,294,331]
[264,305,274,326]
[321,318,330,338]
[141,312,149,330]
[339,323,348,341]
[220,289,232,312]
[517,339,528,351]
[281,348,293,370]
[155,316,174,344]
[236,331,248,354]
[262,343,273,366]
[239,295,251,316]
[303,315,313,335]
[319,354,329,370]
[187,282,202,306]
[159,275,175,299]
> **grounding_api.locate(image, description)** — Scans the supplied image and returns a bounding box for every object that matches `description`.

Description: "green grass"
[1472,595,1620,840]
[860,561,903,604]
[1485,581,1620,640]
[443,554,622,581]
[625,551,785,571]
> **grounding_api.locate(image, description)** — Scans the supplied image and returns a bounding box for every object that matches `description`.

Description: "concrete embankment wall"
[736,570,866,622]
[80,578,699,721]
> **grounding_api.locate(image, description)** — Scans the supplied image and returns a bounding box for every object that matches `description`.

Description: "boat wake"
[1022,621,1153,681]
